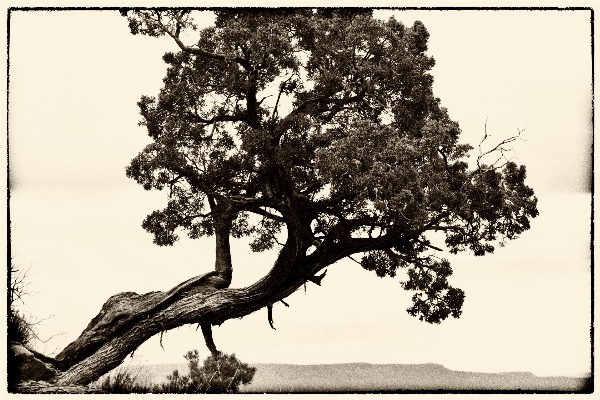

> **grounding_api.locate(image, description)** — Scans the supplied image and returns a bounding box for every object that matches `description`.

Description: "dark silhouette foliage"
[122,8,538,324]
[162,351,256,393]
[37,9,540,386]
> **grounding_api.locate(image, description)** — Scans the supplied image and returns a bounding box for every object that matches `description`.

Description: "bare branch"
[272,74,295,120]
[189,110,249,126]
[477,119,526,171]
[247,207,285,222]
[427,225,462,232]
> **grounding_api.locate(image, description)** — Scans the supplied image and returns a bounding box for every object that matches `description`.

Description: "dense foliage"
[123,9,538,324]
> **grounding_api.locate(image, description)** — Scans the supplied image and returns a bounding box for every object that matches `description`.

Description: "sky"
[6,7,593,379]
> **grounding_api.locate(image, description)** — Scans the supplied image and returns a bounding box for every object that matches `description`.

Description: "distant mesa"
[119,362,590,393]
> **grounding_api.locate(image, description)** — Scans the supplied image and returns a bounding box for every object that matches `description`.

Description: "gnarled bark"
[53,212,317,386]
[32,198,409,387]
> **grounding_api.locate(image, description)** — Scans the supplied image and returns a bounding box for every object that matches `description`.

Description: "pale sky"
[6,8,593,379]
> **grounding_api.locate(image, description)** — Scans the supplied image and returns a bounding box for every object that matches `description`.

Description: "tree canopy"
[34,9,539,386]
[124,8,537,323]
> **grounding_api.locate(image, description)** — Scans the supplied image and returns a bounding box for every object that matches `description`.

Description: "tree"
[35,9,538,386]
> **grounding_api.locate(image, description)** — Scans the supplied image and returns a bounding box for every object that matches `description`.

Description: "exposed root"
[26,346,65,371]
[201,322,220,357]
[267,304,276,330]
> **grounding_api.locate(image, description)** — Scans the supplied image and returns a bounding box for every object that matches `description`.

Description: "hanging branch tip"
[267,304,276,330]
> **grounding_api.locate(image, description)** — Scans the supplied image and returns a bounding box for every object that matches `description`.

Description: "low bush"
[96,351,256,394]
[164,351,256,394]
[97,368,154,394]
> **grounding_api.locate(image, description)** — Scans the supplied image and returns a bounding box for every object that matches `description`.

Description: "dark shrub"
[95,350,256,393]
[163,351,256,394]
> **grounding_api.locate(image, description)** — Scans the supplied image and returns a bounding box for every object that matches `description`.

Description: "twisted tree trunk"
[55,285,286,385]
[32,201,392,386]
[51,211,318,386]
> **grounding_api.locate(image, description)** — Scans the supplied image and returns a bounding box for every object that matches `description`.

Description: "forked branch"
[477,118,526,171]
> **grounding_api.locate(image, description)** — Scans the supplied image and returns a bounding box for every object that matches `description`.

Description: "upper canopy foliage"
[123,9,538,324]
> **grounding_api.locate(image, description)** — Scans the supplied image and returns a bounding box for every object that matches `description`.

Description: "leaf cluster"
[401,258,465,324]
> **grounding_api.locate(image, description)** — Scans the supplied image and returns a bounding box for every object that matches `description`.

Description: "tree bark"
[55,277,309,385]
[37,202,409,386]
[52,212,315,386]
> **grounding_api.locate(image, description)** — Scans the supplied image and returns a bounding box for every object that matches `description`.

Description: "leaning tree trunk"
[56,282,299,385]
[37,203,386,386]
[53,213,319,386]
